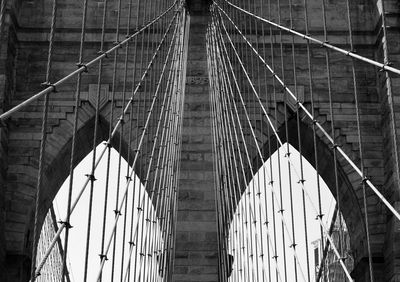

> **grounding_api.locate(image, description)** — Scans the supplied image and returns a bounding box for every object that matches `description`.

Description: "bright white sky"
[227,143,337,282]
[49,144,163,282]
[38,142,341,282]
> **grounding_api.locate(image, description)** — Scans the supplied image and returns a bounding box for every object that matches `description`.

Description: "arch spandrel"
[6,102,158,257]
[228,108,385,272]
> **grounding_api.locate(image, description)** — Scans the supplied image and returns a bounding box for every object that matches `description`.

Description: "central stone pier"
[173,1,219,281]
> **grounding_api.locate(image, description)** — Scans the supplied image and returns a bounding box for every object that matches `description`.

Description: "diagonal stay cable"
[97,11,182,281]
[214,5,355,280]
[215,1,400,224]
[208,24,284,280]
[32,9,181,278]
[211,9,308,281]
[0,0,178,120]
[218,0,400,77]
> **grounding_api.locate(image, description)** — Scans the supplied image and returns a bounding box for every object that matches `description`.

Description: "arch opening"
[36,143,164,281]
[227,143,355,281]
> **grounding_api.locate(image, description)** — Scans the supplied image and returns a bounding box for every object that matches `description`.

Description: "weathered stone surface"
[0,0,399,281]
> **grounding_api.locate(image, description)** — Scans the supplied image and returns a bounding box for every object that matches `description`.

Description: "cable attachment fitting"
[76,62,88,73]
[297,179,306,184]
[58,220,73,229]
[128,241,135,246]
[118,117,125,125]
[330,143,340,150]
[361,176,370,184]
[316,213,324,220]
[379,61,394,72]
[41,81,57,93]
[290,243,297,248]
[114,209,122,216]
[85,173,97,182]
[99,254,108,261]
[125,175,132,182]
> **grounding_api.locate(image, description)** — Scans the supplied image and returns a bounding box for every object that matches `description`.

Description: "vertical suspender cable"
[61,0,89,280]
[30,0,57,280]
[83,0,109,279]
[109,0,124,279]
[345,1,374,280]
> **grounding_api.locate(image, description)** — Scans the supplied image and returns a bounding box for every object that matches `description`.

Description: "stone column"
[173,1,219,281]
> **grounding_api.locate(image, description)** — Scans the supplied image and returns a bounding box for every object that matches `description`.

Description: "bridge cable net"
[0,0,188,281]
[207,0,400,281]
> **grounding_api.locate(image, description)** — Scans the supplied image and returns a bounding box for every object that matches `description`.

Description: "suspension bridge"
[0,0,399,281]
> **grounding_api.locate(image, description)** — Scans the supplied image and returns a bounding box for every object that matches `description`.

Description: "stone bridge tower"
[0,0,399,281]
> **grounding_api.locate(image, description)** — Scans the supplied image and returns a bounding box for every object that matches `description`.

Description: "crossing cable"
[208,49,225,281]
[255,1,270,279]
[30,0,58,280]
[213,5,355,280]
[146,56,179,280]
[32,9,181,278]
[275,0,298,279]
[209,30,258,281]
[143,24,177,279]
[0,0,178,120]
[247,0,261,279]
[345,0,374,280]
[124,1,141,274]
[136,0,151,278]
[216,35,254,280]
[213,41,275,282]
[132,1,147,280]
[258,0,274,280]
[117,0,135,279]
[158,17,187,277]
[137,1,166,278]
[119,11,184,279]
[312,0,345,280]
[108,0,124,280]
[208,27,235,281]
[252,1,269,280]
[94,11,182,280]
[219,0,400,77]
[214,0,400,224]
[244,1,259,279]
[152,55,180,280]
[215,5,353,280]
[143,1,164,280]
[212,8,308,281]
[209,13,287,281]
[82,0,110,279]
[61,0,90,280]
[286,0,304,279]
[265,1,281,280]
[209,38,244,281]
[210,26,284,282]
[299,0,314,280]
[209,22,246,281]
[124,6,141,278]
[234,3,253,280]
